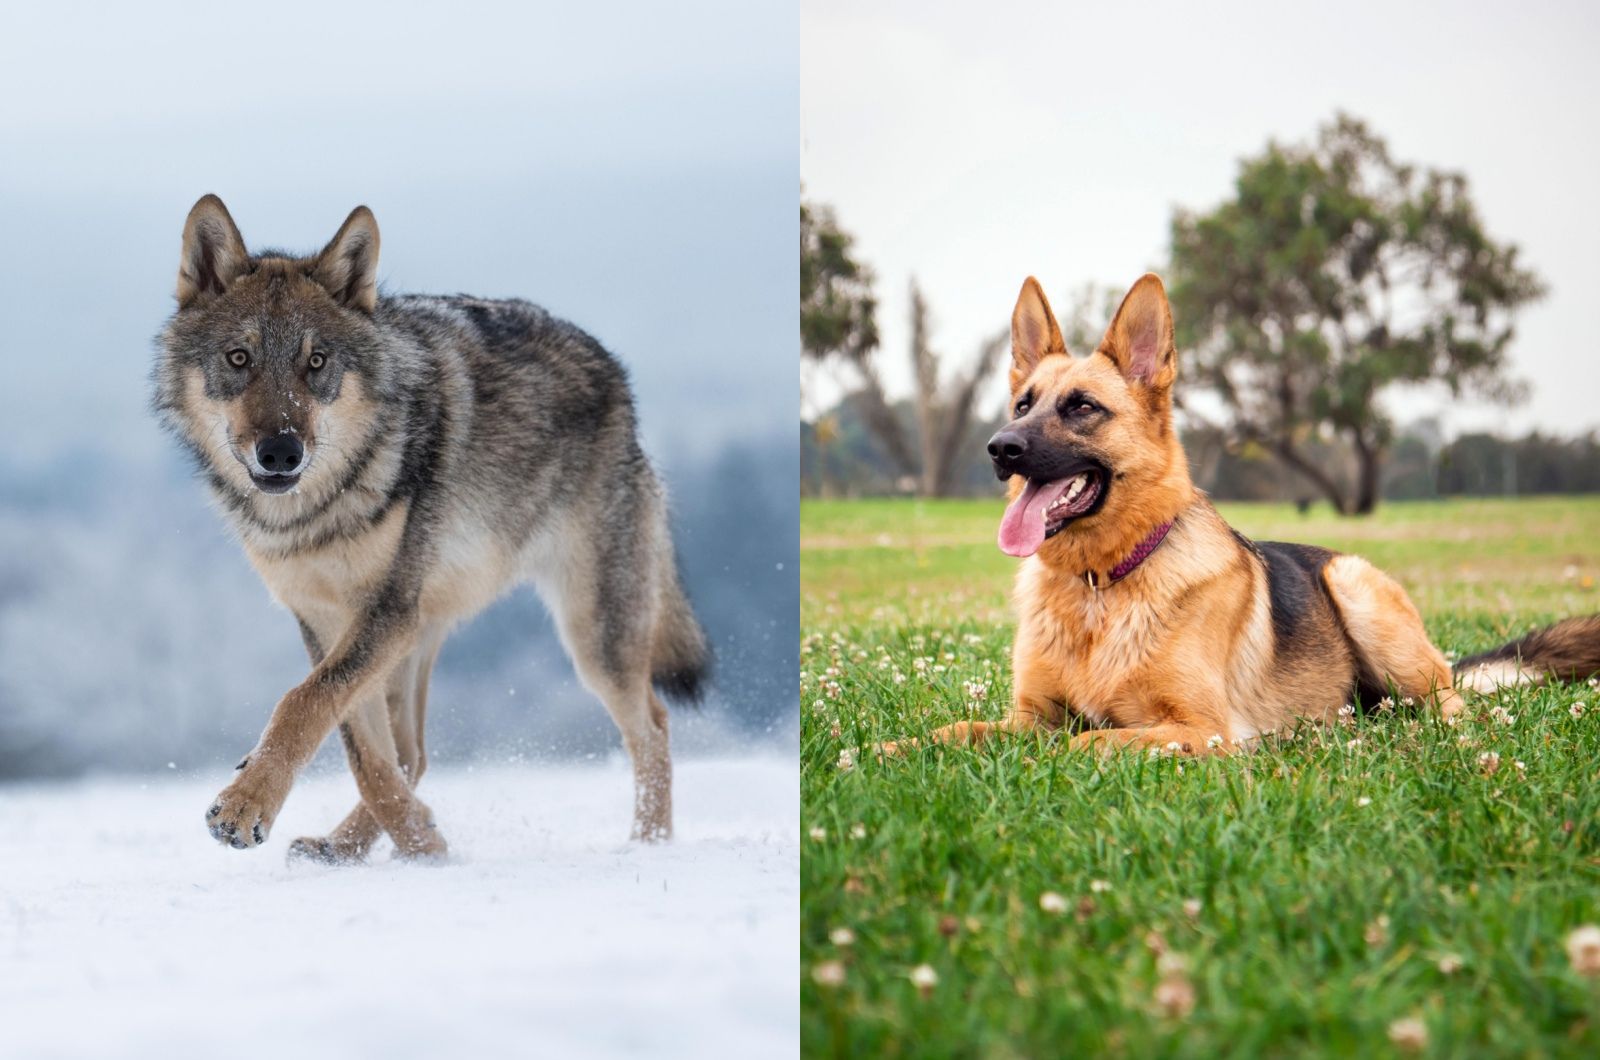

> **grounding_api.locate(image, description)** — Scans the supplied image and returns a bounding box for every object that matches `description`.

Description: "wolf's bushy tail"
[652,569,711,705]
[1454,614,1600,693]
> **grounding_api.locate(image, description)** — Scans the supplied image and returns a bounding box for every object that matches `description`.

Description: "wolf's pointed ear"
[312,206,381,313]
[177,195,249,308]
[1100,273,1176,390]
[1010,277,1068,392]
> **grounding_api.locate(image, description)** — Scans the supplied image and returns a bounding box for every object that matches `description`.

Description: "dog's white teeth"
[1065,475,1086,501]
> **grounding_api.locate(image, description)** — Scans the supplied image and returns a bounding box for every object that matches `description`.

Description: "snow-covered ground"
[0,755,797,1059]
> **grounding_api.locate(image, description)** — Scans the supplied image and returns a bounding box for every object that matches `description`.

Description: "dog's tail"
[1453,614,1600,693]
[652,567,711,705]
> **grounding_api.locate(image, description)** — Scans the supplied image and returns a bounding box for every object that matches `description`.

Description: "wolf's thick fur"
[905,274,1599,755]
[154,195,708,857]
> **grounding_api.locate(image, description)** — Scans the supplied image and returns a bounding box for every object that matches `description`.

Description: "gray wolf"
[896,273,1598,754]
[154,194,708,858]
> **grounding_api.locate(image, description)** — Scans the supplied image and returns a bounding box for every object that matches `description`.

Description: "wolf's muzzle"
[252,432,304,493]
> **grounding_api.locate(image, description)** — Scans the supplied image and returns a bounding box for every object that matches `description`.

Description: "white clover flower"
[1388,1017,1427,1053]
[909,964,939,994]
[1039,891,1067,914]
[1154,976,1195,1018]
[812,960,846,988]
[1568,925,1600,976]
[829,927,856,947]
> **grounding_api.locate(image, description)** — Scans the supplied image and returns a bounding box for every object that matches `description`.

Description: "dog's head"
[155,195,385,498]
[990,273,1185,559]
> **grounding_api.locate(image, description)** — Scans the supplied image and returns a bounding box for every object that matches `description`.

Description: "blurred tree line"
[803,399,1600,503]
[802,115,1562,512]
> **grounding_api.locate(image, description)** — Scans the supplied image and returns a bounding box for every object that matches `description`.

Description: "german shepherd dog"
[154,195,708,859]
[902,274,1599,755]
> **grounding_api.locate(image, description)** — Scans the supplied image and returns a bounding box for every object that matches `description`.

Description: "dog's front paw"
[206,769,287,850]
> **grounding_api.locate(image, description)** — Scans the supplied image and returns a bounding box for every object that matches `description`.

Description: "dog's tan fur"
[896,273,1526,757]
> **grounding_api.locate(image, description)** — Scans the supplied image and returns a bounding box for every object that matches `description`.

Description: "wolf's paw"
[286,836,366,866]
[205,770,287,850]
[391,818,449,861]
[393,834,450,863]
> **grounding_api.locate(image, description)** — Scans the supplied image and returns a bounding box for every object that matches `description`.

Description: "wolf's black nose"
[987,430,1027,478]
[255,433,303,474]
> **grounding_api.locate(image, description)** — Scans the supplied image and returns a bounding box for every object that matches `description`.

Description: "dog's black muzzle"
[986,427,1110,488]
[987,428,1029,480]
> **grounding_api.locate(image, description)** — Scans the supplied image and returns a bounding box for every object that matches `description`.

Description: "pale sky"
[0,0,795,469]
[802,0,1600,436]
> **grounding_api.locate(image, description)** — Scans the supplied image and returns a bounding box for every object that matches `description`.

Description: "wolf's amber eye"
[226,350,249,369]
[308,352,326,371]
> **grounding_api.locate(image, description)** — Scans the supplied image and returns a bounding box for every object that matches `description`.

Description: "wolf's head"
[154,195,386,499]
[989,274,1191,563]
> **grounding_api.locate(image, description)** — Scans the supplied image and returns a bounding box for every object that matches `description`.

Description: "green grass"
[801,496,1600,1057]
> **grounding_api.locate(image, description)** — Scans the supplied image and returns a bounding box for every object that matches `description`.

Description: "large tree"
[1168,114,1545,514]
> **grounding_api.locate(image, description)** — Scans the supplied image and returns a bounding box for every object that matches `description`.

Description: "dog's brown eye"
[1015,400,1031,416]
[227,350,249,369]
[308,352,326,370]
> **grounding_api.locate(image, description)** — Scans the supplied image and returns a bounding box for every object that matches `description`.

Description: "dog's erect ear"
[177,195,249,308]
[1010,277,1068,392]
[312,206,381,313]
[1100,273,1176,390]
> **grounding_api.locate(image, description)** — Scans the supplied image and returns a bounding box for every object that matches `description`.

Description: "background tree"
[908,281,1009,495]
[800,200,916,480]
[1168,114,1546,514]
[801,199,1006,496]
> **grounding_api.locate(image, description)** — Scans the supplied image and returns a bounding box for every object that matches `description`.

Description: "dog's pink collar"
[1087,520,1174,590]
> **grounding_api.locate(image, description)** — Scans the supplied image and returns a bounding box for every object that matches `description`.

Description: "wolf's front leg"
[206,593,420,850]
[336,692,444,858]
[286,641,440,864]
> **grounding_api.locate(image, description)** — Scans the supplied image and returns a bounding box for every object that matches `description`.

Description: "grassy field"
[801,496,1600,1057]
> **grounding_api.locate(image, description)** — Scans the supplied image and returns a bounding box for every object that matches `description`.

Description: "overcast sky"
[0,0,795,469]
[802,0,1600,436]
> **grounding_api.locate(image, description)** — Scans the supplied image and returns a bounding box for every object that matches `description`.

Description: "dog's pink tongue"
[998,479,1056,557]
